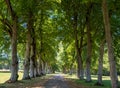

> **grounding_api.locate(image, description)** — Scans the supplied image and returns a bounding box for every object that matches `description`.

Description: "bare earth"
[43,74,69,88]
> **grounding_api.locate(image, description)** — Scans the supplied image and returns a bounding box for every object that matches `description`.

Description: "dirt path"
[42,74,69,88]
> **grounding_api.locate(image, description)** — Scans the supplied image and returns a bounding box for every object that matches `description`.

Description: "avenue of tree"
[0,0,120,88]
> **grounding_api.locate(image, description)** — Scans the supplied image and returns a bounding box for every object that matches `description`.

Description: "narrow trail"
[43,74,69,88]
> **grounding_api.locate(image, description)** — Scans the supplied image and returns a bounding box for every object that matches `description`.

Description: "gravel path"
[43,74,69,88]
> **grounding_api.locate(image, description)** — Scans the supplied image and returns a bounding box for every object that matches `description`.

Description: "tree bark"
[22,15,32,80]
[86,4,92,82]
[30,34,36,78]
[10,17,18,82]
[79,33,84,79]
[73,9,84,80]
[86,26,92,82]
[41,59,46,75]
[30,45,35,78]
[37,55,41,75]
[97,39,105,85]
[5,0,18,83]
[102,0,118,88]
[38,10,44,76]
[22,29,31,80]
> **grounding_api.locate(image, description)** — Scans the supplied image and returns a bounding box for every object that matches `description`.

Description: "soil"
[43,74,69,88]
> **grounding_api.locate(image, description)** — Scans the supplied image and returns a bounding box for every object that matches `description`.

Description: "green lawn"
[0,71,23,83]
[0,71,52,88]
[65,74,120,88]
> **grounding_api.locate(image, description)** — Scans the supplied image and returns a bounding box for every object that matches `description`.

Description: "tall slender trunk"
[102,0,118,88]
[73,9,84,80]
[97,39,105,85]
[77,51,84,79]
[86,24,92,82]
[85,3,93,82]
[38,10,43,75]
[79,34,84,79]
[5,0,18,82]
[22,15,32,80]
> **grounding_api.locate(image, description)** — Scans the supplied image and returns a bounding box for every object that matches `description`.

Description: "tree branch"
[0,18,12,37]
[4,0,16,20]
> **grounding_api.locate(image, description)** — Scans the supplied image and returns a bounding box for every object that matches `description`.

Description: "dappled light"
[0,0,120,88]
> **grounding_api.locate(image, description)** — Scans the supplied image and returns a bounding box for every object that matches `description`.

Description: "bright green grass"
[65,74,120,88]
[0,71,23,83]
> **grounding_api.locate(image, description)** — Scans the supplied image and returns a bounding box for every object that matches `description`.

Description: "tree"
[102,0,118,88]
[2,0,19,83]
[96,38,105,85]
[22,13,32,79]
[85,2,93,82]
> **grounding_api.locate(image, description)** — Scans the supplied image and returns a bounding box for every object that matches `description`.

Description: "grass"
[0,71,53,88]
[0,71,23,83]
[0,76,50,88]
[0,71,120,88]
[65,74,120,88]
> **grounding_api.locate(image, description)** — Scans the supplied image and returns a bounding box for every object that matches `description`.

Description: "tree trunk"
[79,35,84,79]
[22,16,32,80]
[22,31,31,79]
[85,3,93,82]
[9,17,18,82]
[41,59,46,75]
[30,61,34,78]
[30,38,36,78]
[97,39,105,85]
[73,9,84,80]
[102,0,118,88]
[86,15,92,82]
[26,11,38,78]
[69,68,73,75]
[38,55,42,75]
[35,57,39,77]
[5,0,18,83]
